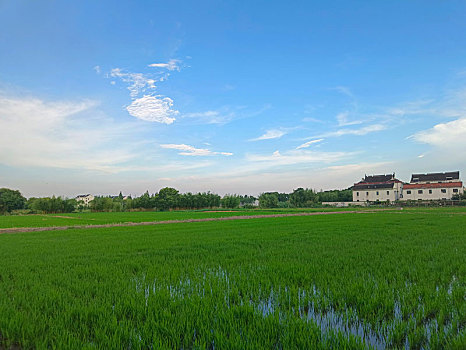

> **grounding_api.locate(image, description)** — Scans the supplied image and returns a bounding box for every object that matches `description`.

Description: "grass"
[0,209,465,349]
[0,207,356,229]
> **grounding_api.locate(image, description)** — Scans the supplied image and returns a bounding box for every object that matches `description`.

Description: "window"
[356,192,359,196]
[453,189,458,193]
[406,190,411,194]
[376,191,379,195]
[429,190,432,194]
[441,189,446,193]
[387,191,390,195]
[366,192,369,196]
[418,190,423,194]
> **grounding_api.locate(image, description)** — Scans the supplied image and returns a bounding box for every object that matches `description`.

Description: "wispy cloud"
[246,149,353,166]
[182,105,270,125]
[108,61,181,123]
[126,95,178,124]
[0,94,139,172]
[183,110,236,124]
[296,138,324,149]
[148,59,180,71]
[249,129,287,141]
[320,124,387,138]
[333,86,354,98]
[110,68,157,98]
[161,144,233,156]
[336,111,362,126]
[412,117,466,147]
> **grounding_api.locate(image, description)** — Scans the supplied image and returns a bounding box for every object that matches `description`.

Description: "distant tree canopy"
[0,188,26,213]
[221,195,241,209]
[0,186,355,215]
[28,197,77,214]
[317,189,352,202]
[258,192,279,208]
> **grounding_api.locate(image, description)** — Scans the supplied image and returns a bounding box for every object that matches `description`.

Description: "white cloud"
[336,111,362,126]
[321,124,387,138]
[246,149,353,166]
[126,95,178,124]
[94,65,101,74]
[183,110,236,125]
[249,129,287,141]
[110,68,157,98]
[161,144,233,156]
[296,138,324,149]
[0,95,138,172]
[412,117,466,147]
[333,86,354,98]
[148,59,180,71]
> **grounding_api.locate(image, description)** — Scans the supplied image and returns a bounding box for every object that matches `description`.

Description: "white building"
[75,194,95,206]
[352,174,403,203]
[401,171,463,201]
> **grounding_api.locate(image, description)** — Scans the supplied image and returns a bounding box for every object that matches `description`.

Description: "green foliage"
[27,196,76,214]
[156,187,179,211]
[317,189,352,202]
[0,188,26,214]
[290,188,318,207]
[258,192,279,208]
[0,209,464,348]
[221,194,241,208]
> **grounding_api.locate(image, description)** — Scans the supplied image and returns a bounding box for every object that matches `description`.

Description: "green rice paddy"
[0,208,351,229]
[0,209,465,349]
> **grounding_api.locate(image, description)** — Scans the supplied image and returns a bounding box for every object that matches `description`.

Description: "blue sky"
[1,1,466,197]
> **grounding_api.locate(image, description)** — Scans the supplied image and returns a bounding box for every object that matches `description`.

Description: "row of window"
[356,191,391,196]
[405,189,458,195]
[356,188,459,196]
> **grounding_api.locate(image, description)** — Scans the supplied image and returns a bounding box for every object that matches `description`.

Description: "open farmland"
[0,209,465,349]
[0,208,356,229]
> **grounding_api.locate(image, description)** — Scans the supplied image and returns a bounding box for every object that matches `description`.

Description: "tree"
[0,188,26,214]
[156,187,179,211]
[221,195,241,209]
[259,192,279,208]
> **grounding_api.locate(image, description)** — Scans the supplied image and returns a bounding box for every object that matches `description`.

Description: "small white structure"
[322,201,367,207]
[75,194,95,206]
[352,174,403,203]
[401,171,463,201]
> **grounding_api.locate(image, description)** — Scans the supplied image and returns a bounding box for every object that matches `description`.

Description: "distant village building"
[401,171,463,201]
[75,194,95,206]
[352,174,403,203]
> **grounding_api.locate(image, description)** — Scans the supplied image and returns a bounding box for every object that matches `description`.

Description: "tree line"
[0,186,361,214]
[258,188,353,208]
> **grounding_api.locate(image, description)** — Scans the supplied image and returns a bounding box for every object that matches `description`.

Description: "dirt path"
[0,210,392,235]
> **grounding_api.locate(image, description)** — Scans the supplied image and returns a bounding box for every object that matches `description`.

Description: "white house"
[352,174,403,203]
[401,171,463,201]
[75,194,95,206]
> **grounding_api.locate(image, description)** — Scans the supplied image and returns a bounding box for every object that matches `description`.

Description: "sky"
[1,1,466,198]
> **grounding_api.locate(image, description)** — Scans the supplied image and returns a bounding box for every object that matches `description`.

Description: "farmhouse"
[352,174,403,203]
[75,194,95,206]
[401,171,463,201]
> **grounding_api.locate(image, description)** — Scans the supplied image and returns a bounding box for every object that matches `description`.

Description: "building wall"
[400,186,463,201]
[76,195,95,206]
[352,183,403,203]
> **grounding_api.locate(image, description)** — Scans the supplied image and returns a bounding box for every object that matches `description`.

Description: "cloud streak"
[148,59,180,71]
[296,138,324,149]
[249,129,287,141]
[161,144,233,156]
